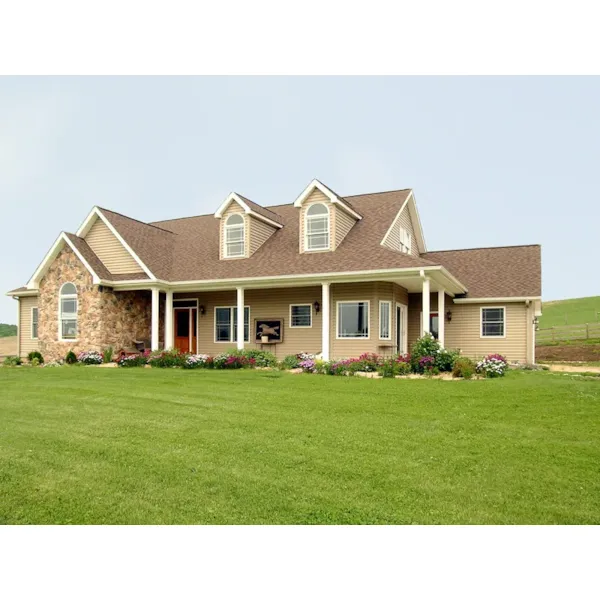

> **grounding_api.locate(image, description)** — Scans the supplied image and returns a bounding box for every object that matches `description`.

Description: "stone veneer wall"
[38,245,152,361]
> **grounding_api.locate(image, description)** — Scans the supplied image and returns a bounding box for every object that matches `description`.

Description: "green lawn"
[540,296,600,328]
[1,368,599,524]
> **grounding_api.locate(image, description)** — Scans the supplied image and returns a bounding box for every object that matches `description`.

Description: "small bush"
[77,350,103,365]
[102,346,114,363]
[281,354,301,369]
[3,355,22,366]
[476,354,508,378]
[231,349,278,368]
[452,357,476,379]
[435,348,459,372]
[354,352,383,372]
[212,352,255,369]
[65,351,78,365]
[147,349,187,368]
[30,357,41,367]
[411,334,441,373]
[117,354,147,367]
[183,354,212,369]
[27,351,44,364]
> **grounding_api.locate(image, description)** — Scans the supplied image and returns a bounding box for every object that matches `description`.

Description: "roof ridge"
[425,244,541,253]
[343,188,412,198]
[235,193,284,222]
[98,207,176,234]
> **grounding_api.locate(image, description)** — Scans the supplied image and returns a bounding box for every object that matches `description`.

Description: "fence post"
[586,323,589,339]
[552,327,555,342]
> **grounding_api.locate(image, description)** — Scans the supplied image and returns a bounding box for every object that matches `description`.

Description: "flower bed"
[476,354,508,378]
[77,350,103,365]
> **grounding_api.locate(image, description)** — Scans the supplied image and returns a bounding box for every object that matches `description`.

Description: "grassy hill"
[0,324,17,337]
[539,296,600,328]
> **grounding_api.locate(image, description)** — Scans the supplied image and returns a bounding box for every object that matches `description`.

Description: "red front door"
[174,308,197,353]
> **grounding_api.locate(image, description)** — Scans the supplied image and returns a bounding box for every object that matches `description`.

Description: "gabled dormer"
[293,179,362,253]
[214,192,283,260]
[380,190,427,256]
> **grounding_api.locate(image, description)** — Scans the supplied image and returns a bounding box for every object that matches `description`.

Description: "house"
[7,179,542,363]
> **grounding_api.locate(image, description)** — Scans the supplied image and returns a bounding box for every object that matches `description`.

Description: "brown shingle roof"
[97,208,174,280]
[236,194,284,225]
[64,233,112,280]
[423,245,541,298]
[7,286,28,294]
[150,190,436,281]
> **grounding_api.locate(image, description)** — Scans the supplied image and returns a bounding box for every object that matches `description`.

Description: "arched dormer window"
[224,213,245,258]
[59,282,78,340]
[305,203,330,251]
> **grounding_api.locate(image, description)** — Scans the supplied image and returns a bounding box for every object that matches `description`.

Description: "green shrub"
[231,349,277,368]
[452,357,476,379]
[27,351,44,364]
[435,348,459,372]
[213,352,251,369]
[31,357,41,367]
[102,346,114,363]
[410,334,441,373]
[281,354,301,369]
[3,355,22,366]
[65,351,78,365]
[117,354,147,367]
[147,349,187,368]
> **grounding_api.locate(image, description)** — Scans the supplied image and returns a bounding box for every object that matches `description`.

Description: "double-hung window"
[215,306,250,342]
[337,301,369,339]
[290,304,312,327]
[481,307,505,337]
[379,301,391,340]
[224,214,245,258]
[305,203,330,251]
[31,307,39,339]
[59,283,78,340]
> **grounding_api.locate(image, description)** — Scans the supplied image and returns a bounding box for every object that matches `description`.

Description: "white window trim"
[224,214,246,259]
[214,305,251,343]
[480,306,507,339]
[304,203,330,252]
[289,303,312,328]
[58,282,78,342]
[379,300,392,340]
[31,306,39,340]
[336,300,370,340]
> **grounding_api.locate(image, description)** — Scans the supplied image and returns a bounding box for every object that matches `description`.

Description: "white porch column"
[165,290,174,350]
[151,288,160,351]
[236,287,245,350]
[438,289,445,347]
[321,283,330,361]
[422,277,431,336]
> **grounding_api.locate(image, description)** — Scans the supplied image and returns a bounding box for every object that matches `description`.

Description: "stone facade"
[38,246,153,361]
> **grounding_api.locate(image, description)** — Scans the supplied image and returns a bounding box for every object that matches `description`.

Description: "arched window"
[59,282,78,340]
[305,203,330,251]
[225,213,245,258]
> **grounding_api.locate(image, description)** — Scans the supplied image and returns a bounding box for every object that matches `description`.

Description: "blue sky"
[1,76,598,324]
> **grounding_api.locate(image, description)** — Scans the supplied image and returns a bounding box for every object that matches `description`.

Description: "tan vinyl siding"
[85,217,141,274]
[300,189,332,253]
[383,205,419,256]
[219,202,249,259]
[177,287,322,357]
[407,294,529,362]
[249,216,276,255]
[19,296,39,357]
[333,206,356,249]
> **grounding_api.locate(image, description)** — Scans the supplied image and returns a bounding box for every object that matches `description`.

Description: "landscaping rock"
[355,371,381,378]
[288,368,304,374]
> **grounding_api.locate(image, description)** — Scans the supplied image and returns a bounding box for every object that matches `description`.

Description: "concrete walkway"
[546,364,600,374]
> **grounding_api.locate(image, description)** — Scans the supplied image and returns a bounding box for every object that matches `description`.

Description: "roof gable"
[379,191,426,254]
[214,193,283,229]
[293,179,362,221]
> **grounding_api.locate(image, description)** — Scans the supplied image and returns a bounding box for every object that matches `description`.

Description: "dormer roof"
[293,179,362,221]
[214,192,283,228]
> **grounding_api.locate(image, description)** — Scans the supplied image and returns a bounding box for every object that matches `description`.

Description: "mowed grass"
[1,368,599,524]
[540,296,600,328]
